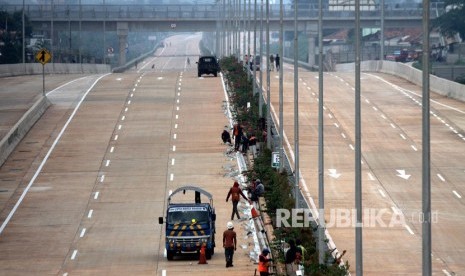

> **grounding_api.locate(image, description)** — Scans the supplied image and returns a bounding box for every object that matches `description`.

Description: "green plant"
[220,56,350,275]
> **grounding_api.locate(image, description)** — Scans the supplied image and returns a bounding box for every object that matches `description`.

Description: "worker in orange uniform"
[258,248,272,276]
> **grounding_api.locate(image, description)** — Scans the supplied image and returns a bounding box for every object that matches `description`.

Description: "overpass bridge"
[2,3,444,65]
[4,3,444,32]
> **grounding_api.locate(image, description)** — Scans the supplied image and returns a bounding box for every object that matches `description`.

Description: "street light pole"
[355,0,363,274]
[318,0,325,265]
[266,0,271,150]
[253,0,258,96]
[103,0,106,64]
[380,0,385,61]
[293,0,299,209]
[243,0,247,66]
[259,0,264,117]
[278,0,284,172]
[422,0,432,274]
[22,0,25,65]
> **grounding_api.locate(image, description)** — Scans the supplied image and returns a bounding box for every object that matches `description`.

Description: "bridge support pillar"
[117,22,129,66]
[307,33,316,67]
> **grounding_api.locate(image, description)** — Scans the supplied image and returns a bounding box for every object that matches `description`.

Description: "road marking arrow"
[396,169,411,180]
[328,169,341,179]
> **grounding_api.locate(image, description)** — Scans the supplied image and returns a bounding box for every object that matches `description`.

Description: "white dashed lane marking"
[71,250,78,260]
[80,228,86,238]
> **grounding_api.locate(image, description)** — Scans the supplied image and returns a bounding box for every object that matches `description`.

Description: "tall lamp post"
[355,0,363,274]
[293,0,299,209]
[421,0,432,274]
[266,0,271,150]
[278,0,284,172]
[317,0,325,265]
[22,0,25,65]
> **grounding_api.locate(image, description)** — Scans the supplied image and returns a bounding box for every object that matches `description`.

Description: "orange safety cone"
[198,244,208,264]
[251,206,260,219]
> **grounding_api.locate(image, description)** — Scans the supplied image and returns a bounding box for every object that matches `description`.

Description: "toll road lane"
[0,33,258,276]
[265,68,465,274]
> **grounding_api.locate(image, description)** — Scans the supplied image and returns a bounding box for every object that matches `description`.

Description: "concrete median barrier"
[0,96,51,167]
[336,60,465,103]
[0,63,110,77]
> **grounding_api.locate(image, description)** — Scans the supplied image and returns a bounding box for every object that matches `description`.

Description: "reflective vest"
[258,256,269,272]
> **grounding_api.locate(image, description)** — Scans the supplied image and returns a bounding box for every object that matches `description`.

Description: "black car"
[197,56,220,77]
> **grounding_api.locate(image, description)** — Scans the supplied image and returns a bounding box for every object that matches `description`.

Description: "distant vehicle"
[197,56,220,77]
[249,55,261,71]
[386,49,409,62]
[158,186,216,260]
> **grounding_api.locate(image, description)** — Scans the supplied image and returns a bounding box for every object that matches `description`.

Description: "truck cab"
[197,56,220,77]
[158,186,216,260]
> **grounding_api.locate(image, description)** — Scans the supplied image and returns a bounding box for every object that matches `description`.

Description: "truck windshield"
[167,210,209,225]
[201,58,213,63]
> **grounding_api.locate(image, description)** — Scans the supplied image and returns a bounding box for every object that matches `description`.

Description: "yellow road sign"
[36,48,51,65]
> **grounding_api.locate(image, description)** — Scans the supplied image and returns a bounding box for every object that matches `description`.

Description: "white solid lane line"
[0,73,111,235]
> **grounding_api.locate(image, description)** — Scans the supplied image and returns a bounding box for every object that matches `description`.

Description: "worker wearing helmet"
[223,221,237,268]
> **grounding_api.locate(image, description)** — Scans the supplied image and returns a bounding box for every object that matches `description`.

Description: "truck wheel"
[206,249,212,260]
[198,72,201,77]
[167,251,174,260]
[214,72,217,77]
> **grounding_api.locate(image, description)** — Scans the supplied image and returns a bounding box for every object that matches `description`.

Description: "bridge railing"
[1,4,442,21]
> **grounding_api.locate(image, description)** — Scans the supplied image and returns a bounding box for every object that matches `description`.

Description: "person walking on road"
[226,181,249,220]
[275,54,280,71]
[258,248,272,276]
[233,123,243,151]
[269,55,275,71]
[223,221,237,268]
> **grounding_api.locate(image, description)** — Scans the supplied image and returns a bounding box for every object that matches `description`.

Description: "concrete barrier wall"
[0,96,51,167]
[336,60,465,102]
[0,63,111,77]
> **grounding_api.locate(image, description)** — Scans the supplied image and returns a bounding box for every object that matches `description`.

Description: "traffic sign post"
[271,151,280,168]
[36,48,51,96]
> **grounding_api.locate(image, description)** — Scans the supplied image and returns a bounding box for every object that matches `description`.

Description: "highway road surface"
[1,33,465,275]
[265,62,465,275]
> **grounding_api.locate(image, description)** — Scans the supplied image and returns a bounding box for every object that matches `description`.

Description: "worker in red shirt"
[223,221,237,268]
[226,181,249,220]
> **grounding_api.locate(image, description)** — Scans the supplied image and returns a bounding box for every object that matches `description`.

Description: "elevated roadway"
[262,62,465,274]
[3,3,443,32]
[0,33,464,275]
[0,34,257,275]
